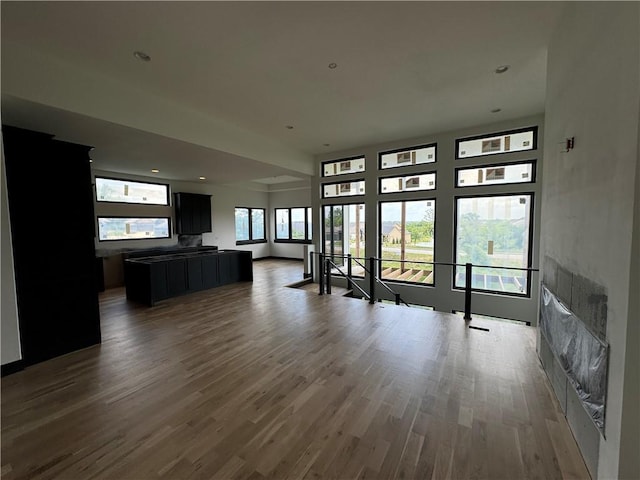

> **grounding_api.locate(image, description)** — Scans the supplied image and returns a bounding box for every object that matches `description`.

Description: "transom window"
[322,179,365,198]
[379,143,436,170]
[380,172,436,194]
[235,207,266,244]
[95,177,169,205]
[456,127,537,159]
[322,156,365,177]
[456,161,535,187]
[97,217,171,241]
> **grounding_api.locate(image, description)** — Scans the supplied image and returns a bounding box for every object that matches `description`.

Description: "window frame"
[378,197,437,286]
[455,159,537,188]
[455,126,538,160]
[453,191,535,297]
[321,178,366,199]
[94,176,170,206]
[378,142,437,170]
[379,170,437,194]
[274,207,313,244]
[321,155,366,178]
[96,216,172,242]
[235,207,267,245]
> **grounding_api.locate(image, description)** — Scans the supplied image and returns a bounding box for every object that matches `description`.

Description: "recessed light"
[199,176,206,180]
[133,51,151,62]
[495,65,509,74]
[328,63,337,69]
[491,108,502,113]
[151,169,159,173]
[285,125,294,130]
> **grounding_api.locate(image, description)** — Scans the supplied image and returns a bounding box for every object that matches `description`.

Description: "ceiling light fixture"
[285,125,294,130]
[495,65,509,74]
[328,63,337,69]
[151,169,159,173]
[323,143,331,147]
[133,51,151,62]
[199,176,206,180]
[491,108,502,113]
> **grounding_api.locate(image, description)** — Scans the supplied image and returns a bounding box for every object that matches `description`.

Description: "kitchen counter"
[124,249,252,306]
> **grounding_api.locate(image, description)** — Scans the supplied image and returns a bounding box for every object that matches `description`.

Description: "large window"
[235,207,266,244]
[456,127,537,159]
[95,177,169,205]
[455,194,533,295]
[379,143,436,170]
[275,207,312,243]
[379,199,435,285]
[97,217,170,241]
[323,204,365,276]
[322,156,365,177]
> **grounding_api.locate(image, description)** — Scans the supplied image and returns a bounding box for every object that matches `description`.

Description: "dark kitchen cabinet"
[187,257,204,291]
[201,255,220,289]
[167,258,188,296]
[2,125,101,367]
[174,192,212,234]
[124,250,251,306]
[219,253,240,285]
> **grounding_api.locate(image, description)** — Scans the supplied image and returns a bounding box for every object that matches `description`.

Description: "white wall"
[542,3,639,478]
[313,114,544,324]
[1,146,22,365]
[269,184,311,259]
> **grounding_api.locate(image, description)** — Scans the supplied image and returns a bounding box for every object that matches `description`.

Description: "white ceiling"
[1,1,564,186]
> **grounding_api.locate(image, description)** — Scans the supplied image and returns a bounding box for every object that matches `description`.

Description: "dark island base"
[124,249,253,306]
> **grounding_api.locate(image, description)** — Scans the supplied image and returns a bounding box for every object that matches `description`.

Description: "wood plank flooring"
[1,259,590,479]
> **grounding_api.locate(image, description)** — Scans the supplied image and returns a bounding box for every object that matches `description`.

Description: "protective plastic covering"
[539,284,608,433]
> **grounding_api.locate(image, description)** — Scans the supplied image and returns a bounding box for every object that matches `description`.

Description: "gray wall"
[542,2,639,478]
[313,114,544,324]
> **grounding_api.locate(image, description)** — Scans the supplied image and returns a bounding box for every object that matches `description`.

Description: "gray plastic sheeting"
[539,284,608,433]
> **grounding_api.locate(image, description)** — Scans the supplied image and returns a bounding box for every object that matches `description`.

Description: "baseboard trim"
[1,359,24,377]
[254,256,303,262]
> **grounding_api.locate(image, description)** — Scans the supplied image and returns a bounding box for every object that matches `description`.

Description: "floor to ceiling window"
[323,203,365,276]
[379,199,435,285]
[454,194,533,295]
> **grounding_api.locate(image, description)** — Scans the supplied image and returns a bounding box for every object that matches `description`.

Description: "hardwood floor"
[1,259,590,479]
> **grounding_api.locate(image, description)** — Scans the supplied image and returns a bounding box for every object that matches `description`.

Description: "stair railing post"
[347,254,353,292]
[318,253,324,295]
[464,262,472,320]
[395,293,400,306]
[326,258,332,295]
[369,257,375,304]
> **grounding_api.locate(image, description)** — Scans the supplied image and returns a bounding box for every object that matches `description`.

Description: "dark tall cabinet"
[174,192,212,234]
[2,125,101,366]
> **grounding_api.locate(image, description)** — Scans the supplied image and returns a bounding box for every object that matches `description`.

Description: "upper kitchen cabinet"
[174,192,212,234]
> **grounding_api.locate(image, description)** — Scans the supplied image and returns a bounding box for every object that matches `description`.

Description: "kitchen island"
[124,248,252,306]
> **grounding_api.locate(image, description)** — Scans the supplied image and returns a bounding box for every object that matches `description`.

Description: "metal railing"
[313,251,539,321]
